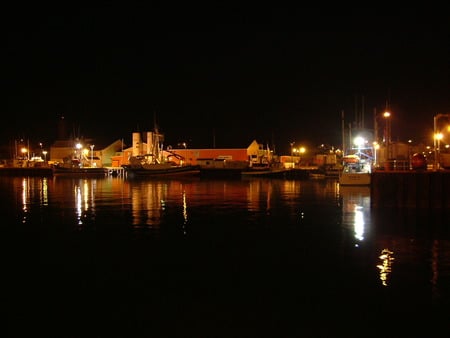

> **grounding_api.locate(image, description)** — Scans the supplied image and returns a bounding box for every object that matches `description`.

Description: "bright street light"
[383,111,391,159]
[435,133,443,170]
[21,147,28,159]
[433,113,450,170]
[290,142,295,168]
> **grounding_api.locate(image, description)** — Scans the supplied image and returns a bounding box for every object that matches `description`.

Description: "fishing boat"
[241,166,292,178]
[241,165,309,179]
[123,159,200,178]
[52,164,108,177]
[338,157,371,186]
[123,127,200,179]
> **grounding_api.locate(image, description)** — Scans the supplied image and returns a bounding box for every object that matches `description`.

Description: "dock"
[371,170,450,209]
[0,166,126,177]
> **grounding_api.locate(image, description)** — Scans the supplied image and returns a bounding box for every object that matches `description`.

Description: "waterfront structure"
[112,131,274,168]
[49,138,124,168]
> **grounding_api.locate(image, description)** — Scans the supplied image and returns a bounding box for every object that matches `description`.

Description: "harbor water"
[3,175,450,337]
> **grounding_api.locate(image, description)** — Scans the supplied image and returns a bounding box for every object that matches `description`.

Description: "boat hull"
[241,168,309,179]
[53,166,108,176]
[339,172,371,186]
[124,165,200,178]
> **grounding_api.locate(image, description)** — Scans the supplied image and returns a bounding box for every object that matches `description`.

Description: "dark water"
[3,175,450,337]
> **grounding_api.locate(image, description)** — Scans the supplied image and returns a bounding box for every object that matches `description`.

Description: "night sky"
[3,5,449,154]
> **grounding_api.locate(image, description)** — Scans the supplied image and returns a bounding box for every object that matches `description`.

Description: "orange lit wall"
[168,148,248,165]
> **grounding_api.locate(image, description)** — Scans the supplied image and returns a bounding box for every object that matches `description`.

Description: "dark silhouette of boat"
[52,164,108,176]
[123,162,200,178]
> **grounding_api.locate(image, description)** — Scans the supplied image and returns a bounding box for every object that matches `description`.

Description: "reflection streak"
[377,248,395,286]
[75,184,82,225]
[354,206,365,241]
[19,177,49,224]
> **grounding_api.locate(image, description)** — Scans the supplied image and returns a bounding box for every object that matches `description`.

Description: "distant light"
[353,136,365,147]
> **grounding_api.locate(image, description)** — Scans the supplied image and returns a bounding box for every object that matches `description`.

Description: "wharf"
[371,170,450,209]
[0,166,125,177]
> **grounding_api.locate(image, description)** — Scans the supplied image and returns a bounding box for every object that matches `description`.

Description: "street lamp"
[383,111,391,160]
[373,142,379,168]
[21,147,27,159]
[435,133,443,170]
[433,113,450,170]
[290,142,295,168]
[354,136,364,155]
[42,150,47,164]
[90,144,95,167]
[75,143,82,167]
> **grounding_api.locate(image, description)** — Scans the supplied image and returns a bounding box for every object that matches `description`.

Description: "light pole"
[373,142,379,169]
[299,147,305,166]
[21,147,28,167]
[383,111,391,160]
[435,133,443,170]
[75,143,82,167]
[407,140,412,170]
[90,145,95,167]
[42,150,47,164]
[290,142,295,168]
[433,113,450,170]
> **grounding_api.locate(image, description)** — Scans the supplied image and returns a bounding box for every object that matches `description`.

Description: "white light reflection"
[19,177,50,224]
[70,179,96,228]
[21,178,28,223]
[182,190,188,235]
[339,186,370,244]
[41,177,49,206]
[377,248,394,286]
[353,205,365,241]
[83,180,90,211]
[131,182,166,228]
[75,184,83,225]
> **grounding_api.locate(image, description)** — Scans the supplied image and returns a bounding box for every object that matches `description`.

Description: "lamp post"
[90,144,95,167]
[182,142,187,165]
[373,142,379,168]
[383,111,391,160]
[21,147,27,159]
[407,140,412,170]
[299,147,305,166]
[290,142,295,168]
[42,150,47,164]
[435,133,443,170]
[75,143,82,167]
[433,113,450,170]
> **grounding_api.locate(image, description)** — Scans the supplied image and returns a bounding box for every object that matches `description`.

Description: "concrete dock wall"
[371,171,450,209]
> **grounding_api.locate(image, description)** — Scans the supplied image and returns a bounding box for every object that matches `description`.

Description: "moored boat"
[52,164,108,176]
[241,167,291,178]
[122,126,200,179]
[241,166,309,179]
[338,161,371,186]
[123,162,200,178]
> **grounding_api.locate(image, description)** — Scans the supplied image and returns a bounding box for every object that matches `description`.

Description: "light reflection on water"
[338,185,371,243]
[3,175,450,335]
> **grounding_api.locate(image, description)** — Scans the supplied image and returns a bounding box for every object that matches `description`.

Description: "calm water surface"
[3,175,450,337]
